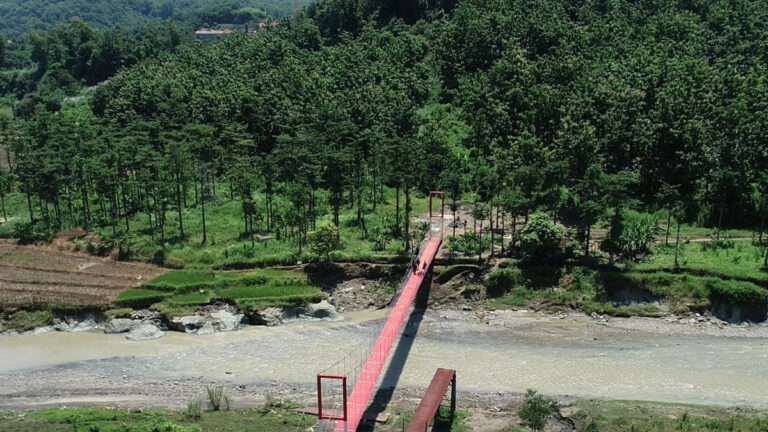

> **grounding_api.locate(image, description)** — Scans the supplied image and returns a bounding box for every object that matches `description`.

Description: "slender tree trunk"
[123,194,130,233]
[585,226,591,257]
[674,219,682,268]
[201,179,207,245]
[665,211,671,246]
[311,187,316,230]
[156,193,165,243]
[716,199,724,240]
[176,175,185,240]
[404,187,411,251]
[109,195,117,236]
[332,189,340,227]
[81,185,90,230]
[210,168,217,200]
[763,243,768,268]
[500,212,505,254]
[356,168,362,226]
[478,220,483,261]
[0,192,6,222]
[511,215,517,248]
[65,186,74,227]
[452,193,457,238]
[25,183,34,223]
[242,195,249,235]
[371,173,377,211]
[489,205,494,258]
[395,186,400,235]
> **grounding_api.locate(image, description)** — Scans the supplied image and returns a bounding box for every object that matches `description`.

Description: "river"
[1,309,767,410]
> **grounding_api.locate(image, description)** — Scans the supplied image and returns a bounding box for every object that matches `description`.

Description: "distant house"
[194,29,234,41]
[195,23,278,40]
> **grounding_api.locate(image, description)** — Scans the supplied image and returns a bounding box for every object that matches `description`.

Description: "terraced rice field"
[0,240,166,307]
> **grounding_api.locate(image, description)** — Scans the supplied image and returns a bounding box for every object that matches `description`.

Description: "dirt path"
[2,309,767,416]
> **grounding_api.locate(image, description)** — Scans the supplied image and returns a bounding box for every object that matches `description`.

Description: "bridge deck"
[334,236,442,432]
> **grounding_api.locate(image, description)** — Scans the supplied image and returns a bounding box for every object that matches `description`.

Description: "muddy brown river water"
[1,310,767,410]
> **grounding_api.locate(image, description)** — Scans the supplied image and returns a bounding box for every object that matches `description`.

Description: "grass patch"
[114,288,172,308]
[77,186,429,268]
[116,268,324,318]
[0,406,314,432]
[482,262,767,319]
[0,309,53,332]
[635,242,768,282]
[389,406,469,432]
[572,399,768,432]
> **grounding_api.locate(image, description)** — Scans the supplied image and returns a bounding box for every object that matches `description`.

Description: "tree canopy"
[0,0,766,263]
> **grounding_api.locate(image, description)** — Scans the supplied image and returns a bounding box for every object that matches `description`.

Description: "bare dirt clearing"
[0,240,166,307]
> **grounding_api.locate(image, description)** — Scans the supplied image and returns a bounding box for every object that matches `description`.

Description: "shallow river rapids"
[1,309,767,409]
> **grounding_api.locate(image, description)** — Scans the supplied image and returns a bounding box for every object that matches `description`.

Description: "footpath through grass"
[115,268,324,318]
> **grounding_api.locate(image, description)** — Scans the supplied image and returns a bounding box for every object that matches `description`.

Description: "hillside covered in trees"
[0,0,311,38]
[0,0,766,269]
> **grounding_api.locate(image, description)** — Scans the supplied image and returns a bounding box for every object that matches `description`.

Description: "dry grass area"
[0,239,166,308]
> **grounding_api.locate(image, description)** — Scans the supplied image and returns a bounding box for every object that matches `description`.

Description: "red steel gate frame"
[429,191,445,219]
[317,374,348,432]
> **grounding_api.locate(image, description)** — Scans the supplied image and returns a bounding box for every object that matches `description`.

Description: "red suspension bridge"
[317,193,445,432]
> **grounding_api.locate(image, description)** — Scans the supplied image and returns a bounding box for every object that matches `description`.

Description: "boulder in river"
[104,318,138,334]
[196,322,217,335]
[305,300,341,321]
[126,324,164,341]
[210,311,243,332]
[174,315,208,333]
[255,308,285,326]
[172,311,244,334]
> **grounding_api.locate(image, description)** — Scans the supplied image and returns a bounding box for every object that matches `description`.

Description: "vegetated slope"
[0,239,166,307]
[0,0,312,38]
[0,0,767,277]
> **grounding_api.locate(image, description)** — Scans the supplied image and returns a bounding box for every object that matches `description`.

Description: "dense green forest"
[0,0,767,268]
[0,0,311,38]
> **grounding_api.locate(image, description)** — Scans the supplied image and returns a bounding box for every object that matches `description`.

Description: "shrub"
[519,389,558,431]
[486,267,521,296]
[151,247,167,266]
[517,213,563,257]
[600,210,659,262]
[707,279,767,305]
[240,276,267,286]
[185,399,202,420]
[12,221,56,243]
[307,223,342,261]
[447,232,488,257]
[206,385,230,412]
